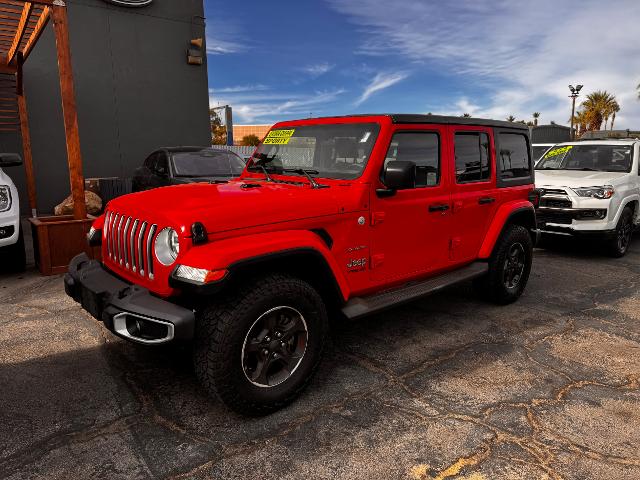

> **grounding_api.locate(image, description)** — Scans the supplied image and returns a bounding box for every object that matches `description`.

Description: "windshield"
[532,145,552,161]
[536,144,633,172]
[247,123,380,180]
[172,151,245,177]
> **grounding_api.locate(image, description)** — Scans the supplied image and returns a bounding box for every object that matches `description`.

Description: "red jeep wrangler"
[65,114,538,415]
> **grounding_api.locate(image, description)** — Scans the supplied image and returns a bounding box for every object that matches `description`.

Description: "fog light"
[0,225,14,239]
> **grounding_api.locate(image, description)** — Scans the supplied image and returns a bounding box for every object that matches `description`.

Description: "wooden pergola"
[0,0,85,220]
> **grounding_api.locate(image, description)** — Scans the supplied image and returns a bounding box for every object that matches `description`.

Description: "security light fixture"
[568,84,583,140]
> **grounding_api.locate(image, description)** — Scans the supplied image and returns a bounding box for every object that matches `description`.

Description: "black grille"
[538,211,573,225]
[540,198,572,208]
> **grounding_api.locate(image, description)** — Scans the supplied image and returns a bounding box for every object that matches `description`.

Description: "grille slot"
[104,210,157,278]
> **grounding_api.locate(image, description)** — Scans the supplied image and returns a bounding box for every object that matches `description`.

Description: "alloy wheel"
[617,218,632,253]
[503,242,526,289]
[241,306,308,388]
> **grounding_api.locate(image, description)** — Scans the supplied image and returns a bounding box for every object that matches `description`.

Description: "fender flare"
[172,229,350,300]
[613,195,640,226]
[478,200,535,259]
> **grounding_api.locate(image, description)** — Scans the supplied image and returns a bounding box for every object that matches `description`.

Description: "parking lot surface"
[1,239,639,480]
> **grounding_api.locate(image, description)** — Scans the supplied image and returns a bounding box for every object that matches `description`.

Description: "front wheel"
[194,273,328,416]
[475,224,533,304]
[606,207,633,258]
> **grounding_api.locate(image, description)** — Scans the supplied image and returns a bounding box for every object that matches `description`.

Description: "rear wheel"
[475,224,533,304]
[0,225,26,273]
[193,273,328,416]
[606,206,633,258]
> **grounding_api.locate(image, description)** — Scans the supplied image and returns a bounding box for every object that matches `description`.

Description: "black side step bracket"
[341,262,488,320]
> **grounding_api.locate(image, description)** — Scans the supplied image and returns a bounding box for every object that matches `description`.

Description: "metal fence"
[210,145,256,160]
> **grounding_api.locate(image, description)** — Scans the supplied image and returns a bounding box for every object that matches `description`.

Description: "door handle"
[478,197,495,205]
[428,204,450,212]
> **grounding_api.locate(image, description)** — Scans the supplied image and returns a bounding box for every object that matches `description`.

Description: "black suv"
[132,147,245,192]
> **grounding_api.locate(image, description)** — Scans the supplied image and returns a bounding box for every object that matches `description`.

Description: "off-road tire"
[606,206,633,258]
[475,224,533,304]
[193,273,328,416]
[0,225,26,273]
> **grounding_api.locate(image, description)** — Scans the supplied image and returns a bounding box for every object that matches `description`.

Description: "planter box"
[29,215,101,275]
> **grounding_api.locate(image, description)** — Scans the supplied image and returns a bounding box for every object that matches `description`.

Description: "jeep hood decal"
[107,180,368,235]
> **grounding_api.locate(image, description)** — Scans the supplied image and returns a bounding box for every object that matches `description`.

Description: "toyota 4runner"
[0,153,26,272]
[65,114,538,415]
[535,139,639,256]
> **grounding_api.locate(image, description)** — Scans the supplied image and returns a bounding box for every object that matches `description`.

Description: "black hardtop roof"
[288,114,529,131]
[389,114,529,130]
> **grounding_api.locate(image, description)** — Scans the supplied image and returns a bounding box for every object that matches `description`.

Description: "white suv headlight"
[0,185,11,212]
[154,227,179,266]
[573,185,614,199]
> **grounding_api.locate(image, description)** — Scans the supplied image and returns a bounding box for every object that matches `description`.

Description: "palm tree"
[532,112,540,126]
[580,90,618,131]
[461,113,471,117]
[609,102,620,131]
[506,115,516,122]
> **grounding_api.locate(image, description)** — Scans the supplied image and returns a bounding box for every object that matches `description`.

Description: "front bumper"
[64,253,195,345]
[0,216,19,248]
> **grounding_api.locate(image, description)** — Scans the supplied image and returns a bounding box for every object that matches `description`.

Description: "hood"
[173,176,236,184]
[535,170,628,189]
[107,179,369,236]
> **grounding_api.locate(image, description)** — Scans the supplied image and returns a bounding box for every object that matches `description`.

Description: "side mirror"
[0,153,22,168]
[381,160,416,192]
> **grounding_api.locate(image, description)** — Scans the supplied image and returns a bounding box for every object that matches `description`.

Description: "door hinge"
[371,253,384,269]
[371,211,385,226]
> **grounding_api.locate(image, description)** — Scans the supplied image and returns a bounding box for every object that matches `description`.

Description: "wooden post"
[51,2,85,220]
[16,54,37,216]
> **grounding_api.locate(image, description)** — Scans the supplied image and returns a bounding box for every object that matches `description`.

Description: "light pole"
[568,84,583,140]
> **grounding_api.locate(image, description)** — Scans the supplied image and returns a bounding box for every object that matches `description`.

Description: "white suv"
[0,153,25,271]
[535,139,640,257]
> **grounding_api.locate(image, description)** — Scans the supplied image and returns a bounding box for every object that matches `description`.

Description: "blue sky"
[205,0,640,128]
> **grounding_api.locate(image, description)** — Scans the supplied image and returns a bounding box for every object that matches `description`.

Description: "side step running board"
[341,262,488,320]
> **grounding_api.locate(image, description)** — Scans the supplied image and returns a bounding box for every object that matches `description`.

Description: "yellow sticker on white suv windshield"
[263,129,295,145]
[544,145,572,158]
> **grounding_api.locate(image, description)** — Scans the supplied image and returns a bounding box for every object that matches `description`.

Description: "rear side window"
[384,132,439,187]
[454,132,490,183]
[499,133,530,178]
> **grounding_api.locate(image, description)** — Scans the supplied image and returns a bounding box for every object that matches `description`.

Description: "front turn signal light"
[173,265,227,284]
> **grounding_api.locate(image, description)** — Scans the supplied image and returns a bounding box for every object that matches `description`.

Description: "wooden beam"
[52,4,85,220]
[22,4,47,60]
[6,1,31,64]
[16,51,34,214]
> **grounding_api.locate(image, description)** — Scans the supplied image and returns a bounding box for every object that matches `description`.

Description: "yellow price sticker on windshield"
[263,129,295,145]
[544,145,572,158]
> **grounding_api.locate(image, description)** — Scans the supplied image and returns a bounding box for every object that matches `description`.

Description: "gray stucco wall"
[0,0,209,213]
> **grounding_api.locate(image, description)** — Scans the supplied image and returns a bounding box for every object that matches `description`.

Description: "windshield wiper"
[253,164,274,182]
[536,167,559,170]
[283,168,328,189]
[567,167,598,171]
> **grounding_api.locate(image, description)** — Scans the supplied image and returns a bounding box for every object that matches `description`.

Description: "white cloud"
[209,89,347,123]
[328,0,640,128]
[355,71,409,106]
[210,84,269,94]
[301,62,335,77]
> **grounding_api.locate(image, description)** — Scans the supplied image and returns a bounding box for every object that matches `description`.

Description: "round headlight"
[154,227,179,266]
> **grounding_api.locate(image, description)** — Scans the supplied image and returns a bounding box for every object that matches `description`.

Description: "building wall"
[531,124,572,144]
[0,0,209,213]
[233,124,272,145]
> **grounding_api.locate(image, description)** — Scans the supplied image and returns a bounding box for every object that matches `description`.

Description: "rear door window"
[454,132,490,183]
[498,133,530,179]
